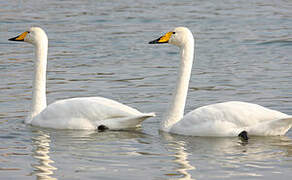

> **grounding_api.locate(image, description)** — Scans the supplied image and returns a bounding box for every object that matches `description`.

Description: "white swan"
[9,27,154,130]
[149,27,292,138]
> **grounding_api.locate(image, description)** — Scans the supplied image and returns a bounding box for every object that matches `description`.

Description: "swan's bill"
[9,31,28,41]
[149,31,174,44]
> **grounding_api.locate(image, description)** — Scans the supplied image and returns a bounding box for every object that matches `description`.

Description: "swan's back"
[171,101,291,136]
[30,97,143,129]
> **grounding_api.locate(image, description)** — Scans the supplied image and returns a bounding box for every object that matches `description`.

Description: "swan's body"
[172,101,291,136]
[31,97,154,130]
[149,27,292,137]
[9,27,154,130]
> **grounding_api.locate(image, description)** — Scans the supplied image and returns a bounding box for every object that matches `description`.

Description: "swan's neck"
[161,41,194,132]
[26,41,48,122]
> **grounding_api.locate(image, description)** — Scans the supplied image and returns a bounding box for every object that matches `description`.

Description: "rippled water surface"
[1,0,292,179]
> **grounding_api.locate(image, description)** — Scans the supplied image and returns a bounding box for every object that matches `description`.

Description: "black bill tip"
[149,36,168,44]
[149,38,160,44]
[8,36,18,41]
[8,36,23,41]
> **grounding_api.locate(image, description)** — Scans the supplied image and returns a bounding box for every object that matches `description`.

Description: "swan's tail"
[97,112,155,130]
[248,117,292,136]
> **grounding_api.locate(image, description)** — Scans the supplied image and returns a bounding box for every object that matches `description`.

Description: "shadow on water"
[160,132,292,180]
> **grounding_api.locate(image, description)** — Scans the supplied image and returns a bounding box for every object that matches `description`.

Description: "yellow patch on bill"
[15,31,28,41]
[158,32,173,43]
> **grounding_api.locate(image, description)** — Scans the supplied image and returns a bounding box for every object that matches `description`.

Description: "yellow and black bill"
[149,31,174,44]
[8,31,28,41]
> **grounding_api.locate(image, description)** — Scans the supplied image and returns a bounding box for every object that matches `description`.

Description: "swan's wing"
[30,97,154,129]
[171,101,290,136]
[247,117,292,136]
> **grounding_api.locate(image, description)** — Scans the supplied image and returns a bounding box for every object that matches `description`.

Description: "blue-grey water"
[1,0,292,179]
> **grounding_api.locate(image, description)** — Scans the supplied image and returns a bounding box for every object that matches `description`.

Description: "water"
[0,0,292,179]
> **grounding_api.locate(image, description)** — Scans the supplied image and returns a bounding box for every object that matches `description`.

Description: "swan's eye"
[172,32,176,34]
[27,31,30,33]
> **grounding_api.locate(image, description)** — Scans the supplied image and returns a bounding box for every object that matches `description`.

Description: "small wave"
[257,39,292,46]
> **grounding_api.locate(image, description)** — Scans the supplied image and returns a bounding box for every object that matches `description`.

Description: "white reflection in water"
[162,132,292,180]
[162,133,195,180]
[31,130,57,180]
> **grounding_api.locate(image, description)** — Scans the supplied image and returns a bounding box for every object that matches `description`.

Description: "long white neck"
[161,39,194,132]
[26,40,48,123]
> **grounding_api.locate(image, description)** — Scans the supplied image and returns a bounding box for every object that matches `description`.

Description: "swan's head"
[9,27,48,45]
[149,27,193,47]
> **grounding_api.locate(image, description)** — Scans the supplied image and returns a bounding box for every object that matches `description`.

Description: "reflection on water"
[31,130,57,180]
[162,132,292,179]
[163,133,195,180]
[172,141,195,180]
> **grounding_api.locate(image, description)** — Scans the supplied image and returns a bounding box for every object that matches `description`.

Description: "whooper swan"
[149,27,292,139]
[9,27,154,130]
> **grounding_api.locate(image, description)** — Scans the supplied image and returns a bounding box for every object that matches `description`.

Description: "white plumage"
[32,97,154,130]
[9,27,154,130]
[149,27,292,137]
[172,101,291,136]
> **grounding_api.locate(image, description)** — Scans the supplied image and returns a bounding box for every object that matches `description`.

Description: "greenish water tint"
[0,0,292,179]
